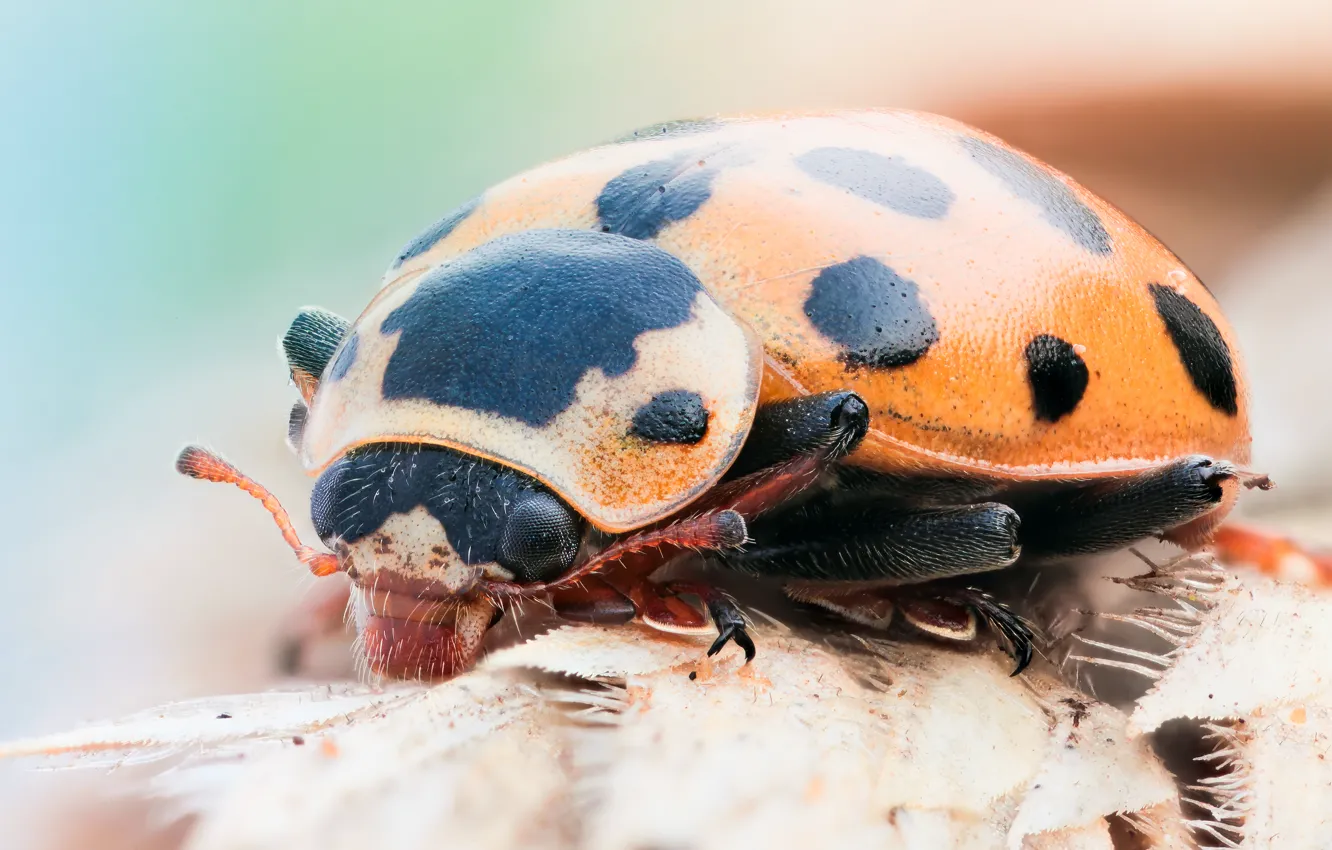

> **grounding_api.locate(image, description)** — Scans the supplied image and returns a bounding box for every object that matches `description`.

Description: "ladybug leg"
[549,577,638,624]
[485,510,748,599]
[1013,455,1240,560]
[625,580,755,662]
[1210,523,1332,586]
[723,498,1022,583]
[784,585,896,628]
[281,307,351,404]
[660,581,756,661]
[786,584,1034,675]
[725,391,872,480]
[628,581,712,634]
[922,587,1034,675]
[688,391,869,523]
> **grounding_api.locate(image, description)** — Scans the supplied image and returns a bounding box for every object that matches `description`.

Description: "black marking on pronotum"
[804,257,939,369]
[1024,334,1089,423]
[796,147,955,220]
[608,118,724,145]
[629,389,710,444]
[1149,283,1238,416]
[282,308,350,378]
[310,444,581,580]
[391,195,482,269]
[961,136,1112,256]
[326,331,358,382]
[596,151,720,240]
[380,230,705,427]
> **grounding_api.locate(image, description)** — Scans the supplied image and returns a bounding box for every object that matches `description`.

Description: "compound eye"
[497,491,583,583]
[310,459,347,547]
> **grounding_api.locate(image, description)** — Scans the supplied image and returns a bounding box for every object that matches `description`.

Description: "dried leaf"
[1131,571,1332,734]
[185,676,570,850]
[11,556,1332,849]
[1076,557,1332,848]
[0,685,424,766]
[1010,683,1177,847]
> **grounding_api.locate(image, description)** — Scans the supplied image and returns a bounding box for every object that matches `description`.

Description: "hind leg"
[724,497,1032,671]
[1210,523,1332,586]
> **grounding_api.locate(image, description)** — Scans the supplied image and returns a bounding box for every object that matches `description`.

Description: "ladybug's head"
[175,442,589,679]
[307,442,587,678]
[311,443,585,594]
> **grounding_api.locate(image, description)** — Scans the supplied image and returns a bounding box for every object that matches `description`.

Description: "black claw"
[1005,629,1035,677]
[707,624,757,661]
[708,624,756,662]
[705,597,757,663]
[951,588,1036,676]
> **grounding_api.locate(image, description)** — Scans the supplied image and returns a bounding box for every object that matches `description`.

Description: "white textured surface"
[0,685,423,764]
[8,559,1332,849]
[1239,704,1332,848]
[0,622,1184,850]
[1010,684,1178,847]
[1131,571,1332,734]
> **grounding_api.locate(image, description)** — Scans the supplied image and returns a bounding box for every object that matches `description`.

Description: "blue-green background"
[2,2,801,450]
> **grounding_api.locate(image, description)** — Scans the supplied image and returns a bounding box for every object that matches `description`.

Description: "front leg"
[662,581,756,661]
[548,566,756,663]
[602,579,757,663]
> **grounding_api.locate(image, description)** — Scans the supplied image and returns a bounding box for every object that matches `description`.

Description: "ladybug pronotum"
[179,109,1280,680]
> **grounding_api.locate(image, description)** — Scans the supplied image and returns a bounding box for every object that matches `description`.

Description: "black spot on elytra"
[630,390,709,444]
[961,136,1112,256]
[326,331,358,382]
[282,308,350,379]
[804,257,939,369]
[796,147,954,219]
[310,444,581,575]
[597,152,719,240]
[1025,335,1089,423]
[608,118,724,145]
[391,195,481,269]
[380,230,704,427]
[1149,284,1238,415]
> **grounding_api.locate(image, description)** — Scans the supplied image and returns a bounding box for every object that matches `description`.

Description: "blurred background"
[2,1,1330,844]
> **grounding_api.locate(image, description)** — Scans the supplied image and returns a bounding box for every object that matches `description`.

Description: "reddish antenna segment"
[176,445,341,577]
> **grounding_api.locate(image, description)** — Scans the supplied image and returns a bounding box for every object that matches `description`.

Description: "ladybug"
[179,109,1277,681]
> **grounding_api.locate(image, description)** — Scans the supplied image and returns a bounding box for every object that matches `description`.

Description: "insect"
[179,109,1282,681]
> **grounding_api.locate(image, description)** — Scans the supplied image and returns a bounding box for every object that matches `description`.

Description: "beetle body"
[379,110,1249,485]
[182,110,1263,680]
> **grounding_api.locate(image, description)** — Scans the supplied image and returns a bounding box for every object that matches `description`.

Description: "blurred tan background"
[2,1,1330,844]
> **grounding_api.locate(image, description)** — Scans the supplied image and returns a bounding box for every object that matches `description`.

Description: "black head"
[311,443,585,593]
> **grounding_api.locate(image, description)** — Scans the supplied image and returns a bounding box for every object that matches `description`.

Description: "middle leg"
[719,493,1036,672]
